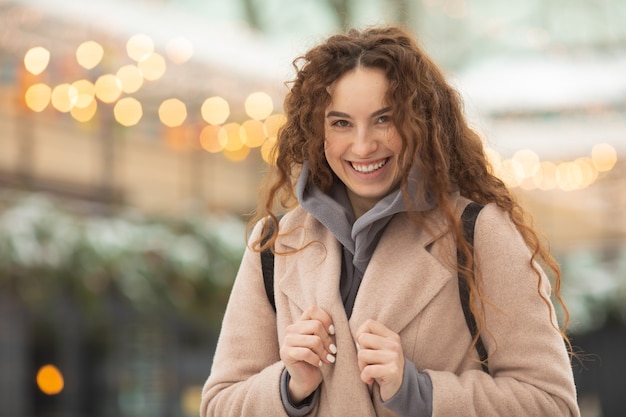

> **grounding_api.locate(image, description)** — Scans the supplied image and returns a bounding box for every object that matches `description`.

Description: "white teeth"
[351,159,387,173]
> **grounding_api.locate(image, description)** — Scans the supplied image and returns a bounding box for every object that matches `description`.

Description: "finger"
[284,333,336,364]
[356,319,393,340]
[299,306,337,361]
[301,306,335,336]
[281,344,324,368]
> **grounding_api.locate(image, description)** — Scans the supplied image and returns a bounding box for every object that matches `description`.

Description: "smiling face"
[324,67,404,218]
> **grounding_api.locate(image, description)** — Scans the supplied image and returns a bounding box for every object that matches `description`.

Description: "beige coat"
[201,196,580,416]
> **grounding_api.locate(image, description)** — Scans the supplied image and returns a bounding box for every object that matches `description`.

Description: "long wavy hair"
[251,26,572,357]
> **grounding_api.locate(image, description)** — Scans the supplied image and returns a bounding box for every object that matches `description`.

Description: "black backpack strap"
[260,218,278,312]
[458,202,488,372]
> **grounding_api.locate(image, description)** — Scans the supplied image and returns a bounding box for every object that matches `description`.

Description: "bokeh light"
[36,364,64,395]
[71,79,95,109]
[159,98,187,127]
[241,119,266,148]
[533,161,558,191]
[51,83,78,113]
[94,74,122,103]
[263,113,286,139]
[166,36,194,64]
[224,146,250,162]
[114,97,143,127]
[75,40,104,70]
[245,92,273,120]
[218,123,244,151]
[126,34,154,62]
[511,149,540,180]
[116,65,144,94]
[261,137,278,165]
[138,52,166,81]
[200,125,223,153]
[591,143,617,172]
[24,83,51,112]
[201,96,230,125]
[24,46,50,75]
[70,97,97,123]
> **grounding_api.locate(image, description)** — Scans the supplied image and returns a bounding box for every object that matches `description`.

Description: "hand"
[355,319,405,402]
[280,306,336,404]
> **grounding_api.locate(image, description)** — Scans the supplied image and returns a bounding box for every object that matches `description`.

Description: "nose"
[351,126,378,157]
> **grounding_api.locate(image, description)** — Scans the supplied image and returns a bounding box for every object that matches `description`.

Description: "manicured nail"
[326,353,336,363]
[356,342,360,351]
[328,324,335,335]
[329,344,337,354]
[318,360,323,367]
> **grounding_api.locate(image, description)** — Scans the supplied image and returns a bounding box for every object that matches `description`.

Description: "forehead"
[327,67,389,107]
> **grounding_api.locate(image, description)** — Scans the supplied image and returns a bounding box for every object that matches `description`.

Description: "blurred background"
[0,0,624,416]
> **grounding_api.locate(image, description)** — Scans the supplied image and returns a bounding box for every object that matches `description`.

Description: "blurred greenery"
[0,191,246,333]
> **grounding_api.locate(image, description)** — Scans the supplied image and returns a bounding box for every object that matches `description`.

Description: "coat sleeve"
[426,203,580,417]
[200,220,290,417]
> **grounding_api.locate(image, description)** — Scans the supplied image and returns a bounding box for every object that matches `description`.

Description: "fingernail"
[318,360,323,367]
[356,342,360,351]
[329,344,337,354]
[326,353,336,363]
[328,324,335,335]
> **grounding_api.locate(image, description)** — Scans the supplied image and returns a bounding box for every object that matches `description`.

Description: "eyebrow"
[326,106,392,119]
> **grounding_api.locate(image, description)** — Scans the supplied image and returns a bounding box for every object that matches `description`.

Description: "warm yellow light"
[126,34,154,62]
[498,159,520,188]
[200,125,223,153]
[218,123,244,151]
[224,146,251,162]
[114,97,143,127]
[533,161,558,191]
[591,143,617,172]
[241,119,266,148]
[138,52,166,81]
[51,83,78,113]
[263,113,286,139]
[556,162,581,191]
[24,46,50,75]
[261,137,278,165]
[159,98,187,127]
[37,364,64,395]
[70,97,97,123]
[71,79,95,109]
[166,36,194,64]
[574,157,598,189]
[116,65,144,94]
[511,149,540,179]
[201,96,230,125]
[24,83,51,112]
[94,74,122,103]
[76,40,104,70]
[245,92,273,120]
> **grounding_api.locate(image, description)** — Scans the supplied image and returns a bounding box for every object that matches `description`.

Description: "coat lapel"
[349,211,455,335]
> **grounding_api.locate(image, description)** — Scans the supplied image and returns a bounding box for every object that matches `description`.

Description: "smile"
[350,158,388,173]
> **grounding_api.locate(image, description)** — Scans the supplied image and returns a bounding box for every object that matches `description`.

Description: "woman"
[201,26,580,416]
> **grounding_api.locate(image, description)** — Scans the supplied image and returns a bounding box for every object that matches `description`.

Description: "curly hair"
[251,26,572,358]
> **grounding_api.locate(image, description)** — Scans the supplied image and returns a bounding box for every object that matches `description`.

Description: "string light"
[76,40,104,70]
[36,364,64,395]
[24,46,50,75]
